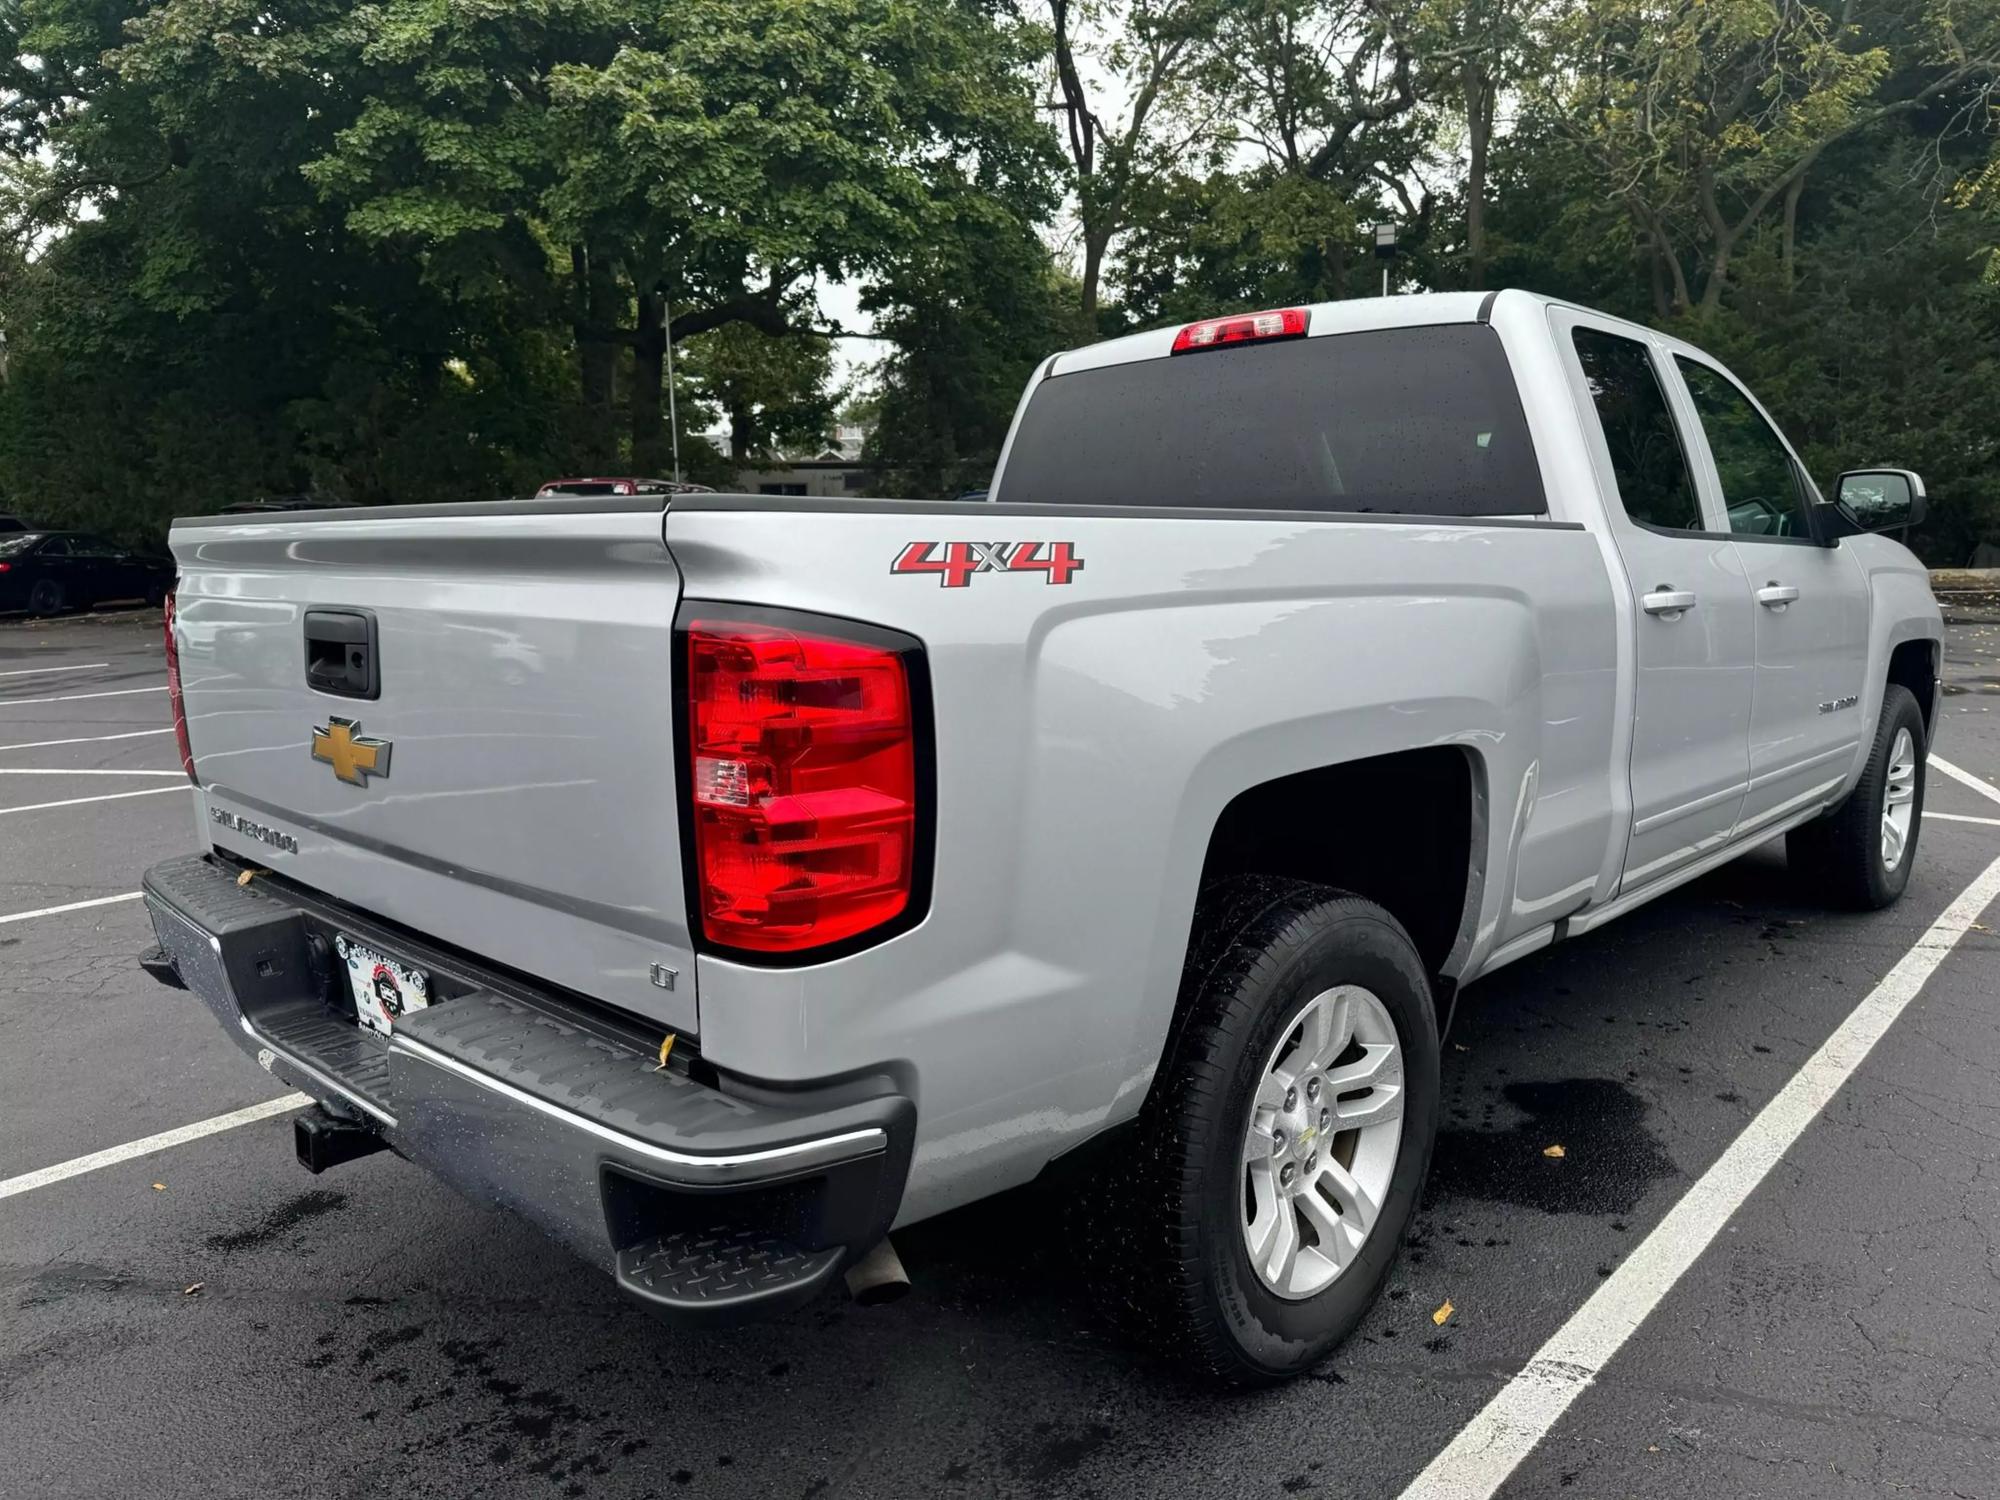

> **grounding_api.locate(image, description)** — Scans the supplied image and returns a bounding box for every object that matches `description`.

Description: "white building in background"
[731,419,875,497]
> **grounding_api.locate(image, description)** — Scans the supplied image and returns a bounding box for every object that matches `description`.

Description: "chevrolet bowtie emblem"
[311,716,391,786]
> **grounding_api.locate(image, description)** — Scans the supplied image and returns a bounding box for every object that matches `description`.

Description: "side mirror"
[1832,468,1927,533]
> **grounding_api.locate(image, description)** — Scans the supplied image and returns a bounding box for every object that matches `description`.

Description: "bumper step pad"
[140,852,918,1326]
[618,1227,842,1322]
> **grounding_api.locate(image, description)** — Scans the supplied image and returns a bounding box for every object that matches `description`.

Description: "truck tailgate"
[169,501,696,1034]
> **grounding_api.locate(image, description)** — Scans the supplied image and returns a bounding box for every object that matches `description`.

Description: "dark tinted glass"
[1676,359,1813,540]
[37,536,70,556]
[999,325,1545,516]
[0,532,40,557]
[1572,330,1704,532]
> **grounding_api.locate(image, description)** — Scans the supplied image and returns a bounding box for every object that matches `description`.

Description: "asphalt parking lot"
[6,602,2000,1500]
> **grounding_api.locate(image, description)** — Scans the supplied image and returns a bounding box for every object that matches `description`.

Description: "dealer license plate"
[335,934,431,1037]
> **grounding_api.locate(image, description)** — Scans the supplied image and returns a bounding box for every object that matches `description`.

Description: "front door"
[1670,355,1872,831]
[1558,314,1757,888]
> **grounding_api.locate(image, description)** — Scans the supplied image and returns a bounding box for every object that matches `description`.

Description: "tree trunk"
[631,290,666,474]
[1699,237,1733,314]
[572,246,620,468]
[1464,64,1492,291]
[1648,239,1670,321]
[1781,173,1805,293]
[1079,226,1110,331]
[729,397,753,464]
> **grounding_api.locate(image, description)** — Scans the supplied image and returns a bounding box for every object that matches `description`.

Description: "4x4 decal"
[891,541,1085,588]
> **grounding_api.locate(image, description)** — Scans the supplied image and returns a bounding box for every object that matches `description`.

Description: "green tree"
[1556,0,2000,314]
[144,0,1059,469]
[678,323,838,465]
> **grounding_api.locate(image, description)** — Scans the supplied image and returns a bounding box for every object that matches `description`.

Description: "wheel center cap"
[1290,1117,1318,1161]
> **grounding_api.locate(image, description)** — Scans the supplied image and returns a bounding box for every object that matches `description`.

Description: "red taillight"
[686,616,921,954]
[0,561,11,573]
[163,591,197,784]
[1170,306,1310,354]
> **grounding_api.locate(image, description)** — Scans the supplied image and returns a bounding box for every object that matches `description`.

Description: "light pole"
[658,290,682,487]
[1373,221,1398,297]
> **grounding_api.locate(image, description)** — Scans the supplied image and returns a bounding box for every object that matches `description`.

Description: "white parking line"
[0,786,184,817]
[0,662,109,679]
[0,1095,311,1202]
[0,726,172,753]
[1928,811,2000,827]
[1400,850,2000,1500]
[1931,753,2000,810]
[0,767,186,777]
[0,684,166,706]
[0,892,144,926]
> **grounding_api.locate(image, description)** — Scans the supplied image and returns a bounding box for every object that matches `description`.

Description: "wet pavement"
[6,607,2000,1499]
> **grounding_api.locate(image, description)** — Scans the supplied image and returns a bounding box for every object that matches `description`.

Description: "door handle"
[1641,588,1697,618]
[1756,583,1800,610]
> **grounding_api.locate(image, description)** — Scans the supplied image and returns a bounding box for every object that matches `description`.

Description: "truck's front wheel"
[1787,683,1927,910]
[1119,879,1439,1384]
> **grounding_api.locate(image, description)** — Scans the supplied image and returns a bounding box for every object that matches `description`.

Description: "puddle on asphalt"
[1427,1077,1678,1217]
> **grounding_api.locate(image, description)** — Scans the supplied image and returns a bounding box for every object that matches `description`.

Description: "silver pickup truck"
[142,290,1941,1383]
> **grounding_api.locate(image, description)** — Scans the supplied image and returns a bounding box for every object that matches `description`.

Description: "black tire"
[1786,684,1927,910]
[1109,876,1441,1384]
[28,579,66,617]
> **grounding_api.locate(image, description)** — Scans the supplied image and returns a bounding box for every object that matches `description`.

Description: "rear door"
[1556,311,1757,888]
[1669,354,1871,832]
[171,501,697,1033]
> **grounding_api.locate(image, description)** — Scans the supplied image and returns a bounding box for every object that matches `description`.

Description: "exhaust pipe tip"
[844,1237,911,1306]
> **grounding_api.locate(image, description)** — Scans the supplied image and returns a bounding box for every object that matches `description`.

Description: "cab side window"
[1572,329,1705,532]
[1675,359,1814,540]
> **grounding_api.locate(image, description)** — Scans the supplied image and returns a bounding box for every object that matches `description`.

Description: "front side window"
[1571,329,1705,533]
[1675,359,1814,540]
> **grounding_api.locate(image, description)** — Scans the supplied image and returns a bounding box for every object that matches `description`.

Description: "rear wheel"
[1109,878,1440,1384]
[1786,684,1926,910]
[28,579,66,617]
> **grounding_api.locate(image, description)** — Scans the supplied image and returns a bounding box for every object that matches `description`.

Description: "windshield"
[0,532,43,557]
[999,324,1544,517]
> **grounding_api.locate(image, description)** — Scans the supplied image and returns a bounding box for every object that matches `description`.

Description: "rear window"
[999,324,1544,516]
[0,532,43,556]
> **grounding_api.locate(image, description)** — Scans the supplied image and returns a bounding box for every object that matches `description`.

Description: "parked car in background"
[535,477,716,498]
[0,531,173,615]
[0,512,32,532]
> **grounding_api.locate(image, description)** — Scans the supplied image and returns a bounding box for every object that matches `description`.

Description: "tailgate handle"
[304,608,380,700]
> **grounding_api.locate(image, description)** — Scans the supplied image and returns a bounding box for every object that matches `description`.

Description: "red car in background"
[533,477,715,498]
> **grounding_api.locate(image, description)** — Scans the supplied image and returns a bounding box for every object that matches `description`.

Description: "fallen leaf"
[1543,1144,1566,1159]
[151,1182,166,1191]
[1432,1299,1455,1326]
[182,1282,204,1296]
[654,1034,676,1072]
